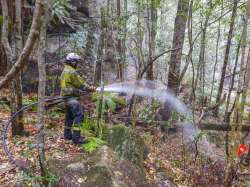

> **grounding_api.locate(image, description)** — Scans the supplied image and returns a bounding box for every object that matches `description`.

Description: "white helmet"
[66,53,81,61]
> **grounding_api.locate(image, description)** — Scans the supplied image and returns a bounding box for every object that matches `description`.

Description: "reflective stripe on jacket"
[60,65,85,97]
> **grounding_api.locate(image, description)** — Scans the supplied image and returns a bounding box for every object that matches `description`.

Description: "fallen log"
[199,123,250,131]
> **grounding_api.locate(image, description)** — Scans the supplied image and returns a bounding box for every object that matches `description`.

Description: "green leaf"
[83,137,106,153]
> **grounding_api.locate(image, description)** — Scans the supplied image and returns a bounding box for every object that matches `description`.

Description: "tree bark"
[209,5,222,104]
[214,0,238,115]
[37,0,49,177]
[239,49,250,117]
[0,0,44,89]
[146,0,157,80]
[12,0,24,136]
[84,0,101,84]
[167,0,190,94]
[116,0,124,81]
[224,29,243,122]
[1,0,24,135]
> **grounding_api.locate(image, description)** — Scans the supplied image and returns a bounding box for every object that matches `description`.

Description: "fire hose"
[1,96,73,170]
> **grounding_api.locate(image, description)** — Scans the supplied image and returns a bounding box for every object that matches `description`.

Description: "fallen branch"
[199,123,250,131]
[196,93,227,123]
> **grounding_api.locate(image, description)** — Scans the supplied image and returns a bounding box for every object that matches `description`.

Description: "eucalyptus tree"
[167,0,190,94]
[1,0,25,135]
[214,0,238,115]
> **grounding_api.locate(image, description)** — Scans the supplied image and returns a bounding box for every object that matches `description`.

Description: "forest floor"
[0,92,250,186]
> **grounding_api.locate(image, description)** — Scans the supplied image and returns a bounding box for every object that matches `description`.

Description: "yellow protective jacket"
[60,65,89,97]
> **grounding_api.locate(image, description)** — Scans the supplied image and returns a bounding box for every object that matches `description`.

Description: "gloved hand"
[88,85,97,92]
[79,84,96,93]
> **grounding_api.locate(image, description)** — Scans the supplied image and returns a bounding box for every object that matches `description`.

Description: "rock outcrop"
[106,125,148,168]
[49,146,149,187]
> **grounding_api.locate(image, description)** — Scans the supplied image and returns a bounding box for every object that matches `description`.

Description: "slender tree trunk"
[209,7,222,103]
[225,19,246,122]
[214,0,238,115]
[84,0,101,84]
[0,0,44,89]
[12,0,24,136]
[239,49,250,117]
[1,0,24,135]
[233,2,250,123]
[122,0,128,81]
[167,0,190,94]
[146,0,157,80]
[37,0,49,177]
[116,0,124,81]
[94,9,105,85]
[224,33,242,157]
[1,0,13,76]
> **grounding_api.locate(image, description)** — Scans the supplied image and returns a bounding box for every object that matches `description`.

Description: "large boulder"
[106,125,148,168]
[49,146,149,187]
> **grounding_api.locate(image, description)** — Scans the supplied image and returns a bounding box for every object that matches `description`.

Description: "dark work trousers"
[64,98,84,141]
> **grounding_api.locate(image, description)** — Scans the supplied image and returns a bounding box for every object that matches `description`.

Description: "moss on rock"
[106,125,148,168]
[48,146,149,187]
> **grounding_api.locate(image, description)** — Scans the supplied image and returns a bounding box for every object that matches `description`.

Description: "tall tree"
[167,0,190,94]
[84,0,101,84]
[37,0,49,177]
[233,0,250,123]
[12,0,24,135]
[1,0,24,135]
[214,0,238,115]
[0,0,44,89]
[116,0,124,81]
[146,0,158,80]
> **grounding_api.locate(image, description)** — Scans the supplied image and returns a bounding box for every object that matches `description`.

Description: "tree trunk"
[12,0,24,136]
[116,0,124,81]
[0,0,44,89]
[159,0,189,122]
[167,0,189,94]
[94,9,105,85]
[233,7,249,123]
[239,49,250,118]
[209,7,222,103]
[84,0,101,84]
[146,0,157,80]
[1,0,25,135]
[214,0,238,115]
[37,0,49,177]
[224,28,243,122]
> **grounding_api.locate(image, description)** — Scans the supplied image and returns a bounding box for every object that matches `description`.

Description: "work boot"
[72,130,86,144]
[64,129,72,140]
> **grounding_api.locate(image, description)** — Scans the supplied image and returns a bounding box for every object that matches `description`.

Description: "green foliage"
[80,118,97,137]
[133,0,161,10]
[91,92,127,114]
[21,171,58,187]
[46,108,64,118]
[51,0,74,24]
[193,131,207,142]
[23,96,38,111]
[24,116,37,125]
[0,103,10,111]
[0,16,3,24]
[83,137,106,153]
[139,101,160,123]
[79,119,108,153]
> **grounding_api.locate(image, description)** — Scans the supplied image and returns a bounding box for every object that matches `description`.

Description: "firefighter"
[60,53,95,144]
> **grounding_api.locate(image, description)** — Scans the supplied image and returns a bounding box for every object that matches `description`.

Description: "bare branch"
[139,47,181,79]
[0,0,44,89]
